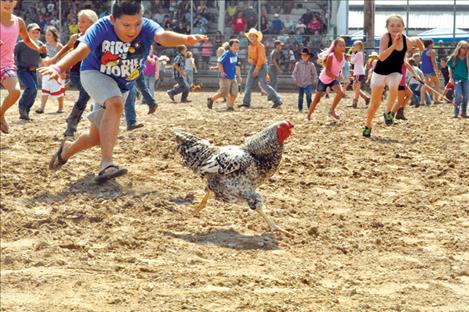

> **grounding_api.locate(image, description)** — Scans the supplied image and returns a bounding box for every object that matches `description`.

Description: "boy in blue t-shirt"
[207,39,241,111]
[40,0,207,183]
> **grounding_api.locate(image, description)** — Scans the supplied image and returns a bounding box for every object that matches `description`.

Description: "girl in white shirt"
[350,41,370,108]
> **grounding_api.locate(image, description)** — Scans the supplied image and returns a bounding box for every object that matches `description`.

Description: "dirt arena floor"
[1,90,468,311]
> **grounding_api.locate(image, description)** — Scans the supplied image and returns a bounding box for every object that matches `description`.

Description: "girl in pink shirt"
[0,0,46,133]
[307,38,346,121]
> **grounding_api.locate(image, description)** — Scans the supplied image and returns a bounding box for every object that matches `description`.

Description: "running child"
[306,37,346,121]
[350,40,370,108]
[391,60,422,120]
[0,0,47,133]
[46,9,99,138]
[421,39,442,104]
[40,0,207,183]
[362,14,423,137]
[167,45,191,103]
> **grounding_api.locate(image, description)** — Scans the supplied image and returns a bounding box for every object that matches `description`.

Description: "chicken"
[174,120,294,236]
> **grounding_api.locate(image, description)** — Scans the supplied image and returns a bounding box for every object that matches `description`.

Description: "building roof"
[349,10,469,31]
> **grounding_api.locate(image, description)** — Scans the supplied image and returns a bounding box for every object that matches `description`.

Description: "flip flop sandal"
[94,165,128,184]
[49,140,68,171]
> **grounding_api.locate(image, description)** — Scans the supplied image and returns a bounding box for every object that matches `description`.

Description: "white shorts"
[370,72,402,89]
[41,74,65,98]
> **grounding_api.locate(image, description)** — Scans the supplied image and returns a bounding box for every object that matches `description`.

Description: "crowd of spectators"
[13,0,330,75]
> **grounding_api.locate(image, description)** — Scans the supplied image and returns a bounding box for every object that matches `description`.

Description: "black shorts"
[354,75,366,83]
[398,85,406,91]
[317,79,339,92]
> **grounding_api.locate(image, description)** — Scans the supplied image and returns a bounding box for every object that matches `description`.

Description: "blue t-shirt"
[218,50,238,80]
[80,16,164,92]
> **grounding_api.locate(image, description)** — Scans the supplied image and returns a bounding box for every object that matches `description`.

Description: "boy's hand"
[185,35,208,45]
[220,72,226,78]
[38,45,48,54]
[37,66,61,83]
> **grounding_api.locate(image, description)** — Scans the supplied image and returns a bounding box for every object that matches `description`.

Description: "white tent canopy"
[418,27,469,38]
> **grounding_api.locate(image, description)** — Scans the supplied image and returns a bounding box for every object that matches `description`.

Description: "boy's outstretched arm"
[155,31,207,47]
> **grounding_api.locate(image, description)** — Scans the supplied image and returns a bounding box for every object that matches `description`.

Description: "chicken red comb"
[286,120,294,128]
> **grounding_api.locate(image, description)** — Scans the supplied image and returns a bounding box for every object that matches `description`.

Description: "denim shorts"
[317,79,339,92]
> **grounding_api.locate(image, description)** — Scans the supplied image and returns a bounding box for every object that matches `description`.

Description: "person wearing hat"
[14,23,47,120]
[292,47,317,112]
[272,13,283,35]
[268,40,283,95]
[241,28,282,108]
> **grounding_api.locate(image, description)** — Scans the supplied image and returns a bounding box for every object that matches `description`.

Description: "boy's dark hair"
[229,39,240,47]
[112,0,143,19]
[177,45,187,53]
[408,59,416,66]
[423,39,434,48]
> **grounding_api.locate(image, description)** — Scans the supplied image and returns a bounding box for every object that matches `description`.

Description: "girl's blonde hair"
[78,9,98,24]
[386,14,405,28]
[353,40,364,50]
[448,40,468,67]
[318,37,345,66]
[186,51,193,58]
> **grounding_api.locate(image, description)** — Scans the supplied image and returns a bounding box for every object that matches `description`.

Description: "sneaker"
[207,97,214,109]
[181,99,192,103]
[272,101,282,109]
[19,109,31,121]
[226,107,235,112]
[148,104,158,114]
[462,114,469,119]
[364,97,371,106]
[352,99,358,108]
[35,108,44,114]
[167,91,175,102]
[384,112,394,126]
[238,104,250,108]
[329,110,340,120]
[127,123,144,131]
[362,127,372,137]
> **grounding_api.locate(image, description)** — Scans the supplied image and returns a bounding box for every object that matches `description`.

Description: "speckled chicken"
[174,120,294,235]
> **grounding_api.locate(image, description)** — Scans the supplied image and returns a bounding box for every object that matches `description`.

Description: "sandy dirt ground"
[1,90,468,312]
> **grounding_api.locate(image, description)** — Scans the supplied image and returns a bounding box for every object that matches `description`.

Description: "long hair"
[448,40,468,67]
[46,26,60,43]
[318,38,345,66]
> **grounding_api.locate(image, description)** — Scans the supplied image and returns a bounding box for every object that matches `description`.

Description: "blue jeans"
[454,80,469,116]
[184,69,194,88]
[69,71,91,112]
[268,64,279,91]
[243,64,281,106]
[124,85,138,127]
[168,76,189,101]
[136,74,156,107]
[409,84,421,106]
[298,85,313,111]
[143,74,155,99]
[17,68,38,114]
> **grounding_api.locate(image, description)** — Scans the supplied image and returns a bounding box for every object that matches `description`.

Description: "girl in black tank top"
[362,14,423,138]
[374,33,407,75]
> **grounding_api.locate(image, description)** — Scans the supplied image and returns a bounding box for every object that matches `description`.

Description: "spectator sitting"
[307,15,321,34]
[283,16,294,34]
[232,12,247,35]
[301,9,313,25]
[244,6,257,29]
[194,14,208,30]
[227,1,237,21]
[295,20,306,34]
[215,31,224,48]
[162,15,171,29]
[200,40,213,70]
[197,0,208,16]
[260,14,269,34]
[272,14,283,35]
[192,21,206,35]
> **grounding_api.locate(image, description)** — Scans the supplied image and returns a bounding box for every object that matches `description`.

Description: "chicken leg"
[256,206,292,237]
[192,191,211,216]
